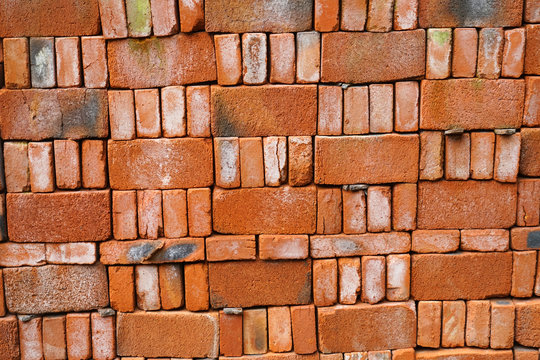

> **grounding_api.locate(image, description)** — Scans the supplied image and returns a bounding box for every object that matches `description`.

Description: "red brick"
[511,251,537,297]
[162,189,188,238]
[268,306,292,353]
[113,191,137,240]
[317,188,342,234]
[338,257,361,304]
[43,315,67,359]
[369,84,393,133]
[135,89,161,138]
[452,28,478,78]
[117,311,219,358]
[366,0,394,32]
[313,259,338,306]
[515,298,540,347]
[465,300,491,348]
[54,140,81,189]
[392,184,416,231]
[322,30,425,83]
[215,34,242,85]
[318,301,416,352]
[179,0,204,32]
[108,139,213,189]
[264,137,287,186]
[520,128,540,176]
[315,134,419,184]
[137,190,163,239]
[45,243,96,264]
[477,28,504,79]
[56,37,81,87]
[211,85,317,137]
[184,263,209,311]
[150,0,179,36]
[161,86,186,138]
[82,140,107,189]
[419,131,444,180]
[186,85,211,137]
[135,264,161,310]
[66,314,91,360]
[524,77,540,126]
[109,266,136,312]
[19,317,43,360]
[315,0,339,31]
[3,38,30,89]
[98,0,128,38]
[4,142,30,192]
[525,25,540,75]
[29,37,55,88]
[442,301,466,347]
[159,264,183,310]
[311,232,411,257]
[367,186,391,232]
[495,133,521,182]
[3,264,108,314]
[107,33,216,88]
[239,137,265,188]
[297,32,321,83]
[260,235,309,260]
[0,0,100,37]
[91,312,116,360]
[187,188,212,237]
[470,132,495,179]
[420,79,525,130]
[289,136,313,187]
[445,133,470,180]
[213,186,316,235]
[244,308,268,354]
[416,349,513,360]
[394,0,417,30]
[417,301,441,348]
[394,82,419,132]
[242,33,267,85]
[220,311,243,356]
[517,179,540,226]
[417,181,516,229]
[341,0,367,31]
[514,347,539,360]
[392,348,415,360]
[342,189,367,234]
[28,142,54,192]
[511,226,540,250]
[386,254,410,301]
[270,33,295,84]
[108,90,135,140]
[205,0,313,33]
[222,354,320,360]
[361,256,386,304]
[215,137,240,188]
[7,190,110,242]
[0,88,109,140]
[526,0,540,22]
[461,229,509,252]
[411,252,512,300]
[502,28,525,78]
[319,86,343,135]
[206,235,256,261]
[0,271,5,316]
[208,260,312,308]
[344,86,369,134]
[81,36,108,88]
[490,300,515,349]
[412,230,460,253]
[291,305,317,354]
[426,28,452,79]
[418,0,523,27]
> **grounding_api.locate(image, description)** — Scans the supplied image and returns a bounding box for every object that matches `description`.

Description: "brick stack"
[0,0,539,359]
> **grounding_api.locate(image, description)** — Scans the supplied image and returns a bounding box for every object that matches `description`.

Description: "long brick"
[7,191,110,243]
[222,354,319,360]
[321,30,425,83]
[317,301,416,352]
[515,299,540,347]
[108,33,216,88]
[0,89,108,140]
[418,0,522,28]
[205,0,313,33]
[411,252,512,300]
[416,349,513,360]
[310,233,411,258]
[211,85,317,137]
[108,139,213,189]
[520,128,540,176]
[117,311,219,358]
[417,181,517,229]
[314,135,419,184]
[0,0,100,37]
[208,260,312,308]
[213,186,316,234]
[420,79,525,130]
[3,264,108,314]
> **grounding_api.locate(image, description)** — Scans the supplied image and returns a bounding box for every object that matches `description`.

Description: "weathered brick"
[321,30,425,83]
[0,89,108,140]
[117,311,219,358]
[520,128,540,176]
[417,181,517,229]
[66,314,91,360]
[318,302,416,352]
[3,264,108,314]
[0,316,19,360]
[260,235,309,260]
[315,135,419,184]
[515,299,540,347]
[0,243,46,267]
[206,235,256,261]
[415,349,513,360]
[244,308,268,354]
[411,252,512,300]
[108,139,213,189]
[420,79,525,130]
[7,190,110,242]
[208,260,312,308]
[108,33,216,88]
[311,233,410,257]
[222,353,319,360]
[525,25,540,75]
[211,85,317,137]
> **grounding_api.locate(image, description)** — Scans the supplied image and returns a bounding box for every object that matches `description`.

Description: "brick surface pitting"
[0,0,539,358]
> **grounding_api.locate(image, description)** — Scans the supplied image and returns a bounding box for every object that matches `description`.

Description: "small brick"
[54,140,80,190]
[369,351,391,360]
[19,317,43,360]
[494,133,521,182]
[319,86,343,135]
[426,29,452,79]
[311,232,411,258]
[392,349,415,360]
[137,190,163,239]
[215,34,242,86]
[502,28,525,78]
[511,251,537,297]
[91,312,116,360]
[162,189,188,238]
[525,25,540,75]
[524,77,540,126]
[344,86,369,134]
[187,85,211,137]
[98,0,128,38]
[477,28,504,79]
[82,140,107,189]
[461,229,509,252]
[392,183,416,231]
[394,0,417,30]
[125,0,152,37]
[317,188,342,234]
[367,186,391,233]
[526,0,540,22]
[361,256,386,304]
[289,136,313,186]
[151,0,178,36]
[445,133,470,180]
[343,189,367,234]
[341,0,367,30]
[291,305,317,354]
[179,0,204,32]
[491,300,515,349]
[243,308,268,354]
[108,90,135,140]
[419,131,444,180]
[135,89,161,138]
[513,347,539,360]
[338,257,361,304]
[386,254,410,301]
[517,179,540,226]
[417,301,442,348]
[296,32,321,83]
[470,132,495,179]
[109,266,135,312]
[313,259,338,306]
[515,298,540,347]
[270,33,295,84]
[220,311,243,356]
[452,28,478,78]
[242,33,267,85]
[239,137,265,188]
[259,235,309,260]
[3,38,30,89]
[412,230,460,253]
[30,37,56,88]
[161,86,186,138]
[215,137,240,188]
[28,142,54,192]
[394,82,419,132]
[46,243,96,264]
[511,226,540,250]
[366,0,393,32]
[184,262,209,311]
[315,0,339,31]
[187,188,212,237]
[136,265,161,310]
[521,128,540,176]
[113,191,137,240]
[466,300,491,348]
[268,306,292,353]
[43,316,67,359]
[206,235,256,261]
[81,36,108,88]
[442,301,466,347]
[369,84,393,133]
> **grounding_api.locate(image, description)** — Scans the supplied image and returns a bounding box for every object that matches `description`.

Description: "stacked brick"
[0,0,540,359]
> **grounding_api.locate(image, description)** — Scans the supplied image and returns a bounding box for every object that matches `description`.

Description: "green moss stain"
[471,78,486,91]
[127,37,167,70]
[429,29,451,46]
[126,0,152,36]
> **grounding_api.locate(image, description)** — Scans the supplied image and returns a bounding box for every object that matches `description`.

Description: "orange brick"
[338,257,361,304]
[46,243,96,265]
[461,229,509,252]
[242,33,267,85]
[109,266,135,312]
[470,132,495,180]
[179,0,204,32]
[55,37,81,87]
[0,316,19,359]
[361,256,386,304]
[4,142,30,193]
[494,133,520,183]
[0,270,4,316]
[66,313,92,360]
[270,33,295,84]
[161,86,186,137]
[477,28,504,79]
[259,235,309,260]
[521,128,540,176]
[317,188,342,234]
[466,300,491,348]
[367,186,391,233]
[239,137,265,188]
[289,136,313,186]
[135,265,161,310]
[220,311,243,356]
[112,191,137,240]
[268,306,292,353]
[386,254,410,301]
[417,301,442,348]
[19,317,43,360]
[244,308,268,354]
[514,347,539,360]
[28,142,54,192]
[0,243,45,267]
[98,0,128,38]
[82,140,107,189]
[54,140,81,190]
[3,38,30,89]
[187,188,212,237]
[343,189,367,234]
[369,84,393,133]
[150,0,178,36]
[264,136,287,186]
[419,131,444,180]
[491,300,515,349]
[43,315,67,359]
[91,312,116,360]
[108,90,135,140]
[511,227,540,250]
[426,28,452,79]
[392,348,415,360]
[215,34,242,86]
[366,0,393,32]
[452,28,478,78]
[525,25,540,75]
[416,349,513,359]
[394,81,419,132]
[135,89,161,138]
[162,189,188,238]
[187,86,211,137]
[291,305,317,354]
[502,28,525,78]
[524,77,540,126]
[515,298,540,347]
[517,179,540,226]
[445,133,470,180]
[30,37,56,88]
[313,259,338,306]
[511,251,537,298]
[442,301,466,347]
[159,264,184,310]
[319,86,343,135]
[184,262,209,311]
[206,235,256,261]
[215,137,240,188]
[311,233,410,258]
[394,0,417,30]
[341,0,367,31]
[344,86,369,135]
[392,183,416,231]
[315,0,339,31]
[297,32,321,83]
[137,190,163,239]
[81,36,108,88]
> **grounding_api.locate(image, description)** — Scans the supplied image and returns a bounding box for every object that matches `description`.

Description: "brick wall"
[0,0,539,359]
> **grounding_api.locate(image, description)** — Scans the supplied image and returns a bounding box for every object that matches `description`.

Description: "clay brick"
[263,137,287,186]
[317,188,342,234]
[46,243,96,264]
[137,190,163,239]
[187,188,212,237]
[366,0,393,32]
[338,257,361,304]
[108,90,135,140]
[343,189,367,234]
[525,25,540,75]
[0,0,100,37]
[511,226,540,250]
[81,36,108,88]
[296,32,321,83]
[318,301,416,352]
[394,0,417,30]
[367,186,391,233]
[135,89,161,138]
[311,232,411,257]
[125,0,152,37]
[392,184,416,231]
[494,133,520,182]
[426,29,452,79]
[7,191,110,242]
[411,252,512,300]
[394,82,419,132]
[420,79,525,130]
[452,28,478,78]
[442,301,466,347]
[470,132,495,179]
[0,88,109,140]
[220,311,243,356]
[315,0,339,31]
[369,84,393,133]
[517,179,540,226]
[151,0,178,36]
[412,230,460,253]
[270,33,295,84]
[239,137,265,188]
[491,300,515,349]
[419,131,444,180]
[162,189,188,238]
[511,251,537,297]
[268,306,292,353]
[223,354,320,360]
[289,136,313,186]
[291,305,317,354]
[113,191,137,240]
[313,259,338,306]
[117,311,219,358]
[466,300,491,348]
[27,142,54,192]
[513,347,539,360]
[259,235,309,260]
[445,133,470,180]
[215,137,240,188]
[344,86,369,134]
[477,28,504,79]
[321,30,425,83]
[242,33,267,85]
[386,254,410,301]
[206,235,256,261]
[161,86,186,138]
[0,317,17,360]
[82,140,107,188]
[109,266,136,312]
[526,0,540,22]
[4,142,30,193]
[159,264,183,310]
[179,0,204,32]
[515,298,540,347]
[502,28,525,78]
[186,85,211,137]
[244,308,268,354]
[66,314,92,360]
[213,186,316,235]
[30,37,56,88]
[415,349,513,360]
[211,85,317,137]
[392,348,415,360]
[91,313,116,360]
[524,77,540,126]
[341,0,367,31]
[3,38,30,89]
[136,265,161,310]
[205,0,313,33]
[54,140,81,189]
[107,33,216,88]
[461,229,509,252]
[43,315,67,359]
[108,139,213,189]
[417,301,441,348]
[319,86,343,135]
[418,0,523,27]
[98,0,128,38]
[315,135,419,184]
[208,260,312,308]
[520,128,540,176]
[361,256,386,304]
[417,181,517,229]
[184,262,209,311]
[215,34,242,86]
[19,317,43,360]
